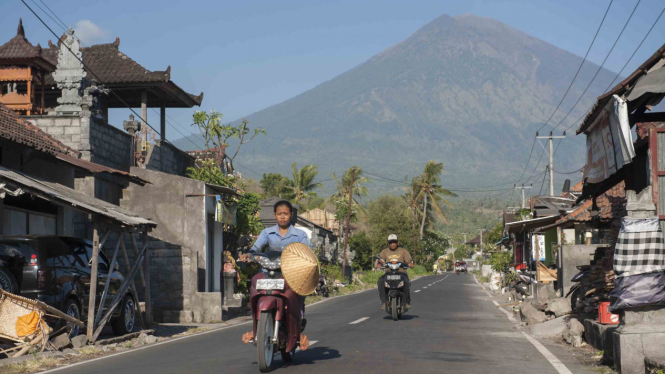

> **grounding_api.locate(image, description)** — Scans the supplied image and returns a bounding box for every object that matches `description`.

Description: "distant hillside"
[175,14,616,195]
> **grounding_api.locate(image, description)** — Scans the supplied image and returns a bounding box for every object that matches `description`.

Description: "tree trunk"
[420,191,428,240]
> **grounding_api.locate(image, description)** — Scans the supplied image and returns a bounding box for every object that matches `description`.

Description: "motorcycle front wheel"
[391,297,399,321]
[257,311,275,372]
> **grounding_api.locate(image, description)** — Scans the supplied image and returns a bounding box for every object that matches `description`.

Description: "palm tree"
[283,162,322,204]
[418,161,457,239]
[331,166,369,218]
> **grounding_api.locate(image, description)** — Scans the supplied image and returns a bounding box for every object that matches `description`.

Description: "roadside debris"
[519,301,548,326]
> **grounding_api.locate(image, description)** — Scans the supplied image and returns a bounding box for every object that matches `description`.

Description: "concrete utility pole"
[537,131,566,196]
[341,168,355,283]
[478,229,486,258]
[514,184,532,209]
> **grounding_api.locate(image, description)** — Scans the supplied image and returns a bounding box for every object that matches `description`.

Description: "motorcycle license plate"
[256,279,285,290]
[386,275,402,281]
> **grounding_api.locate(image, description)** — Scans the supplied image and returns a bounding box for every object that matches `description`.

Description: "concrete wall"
[89,121,132,172]
[121,167,207,271]
[24,115,86,153]
[145,141,195,177]
[558,244,608,296]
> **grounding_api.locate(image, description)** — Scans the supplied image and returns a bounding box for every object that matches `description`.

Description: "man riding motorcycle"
[239,200,311,346]
[377,234,414,310]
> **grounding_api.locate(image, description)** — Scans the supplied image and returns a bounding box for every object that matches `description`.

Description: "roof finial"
[17,18,25,36]
[113,37,120,48]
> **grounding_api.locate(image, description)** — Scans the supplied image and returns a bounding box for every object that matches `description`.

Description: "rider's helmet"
[388,234,398,242]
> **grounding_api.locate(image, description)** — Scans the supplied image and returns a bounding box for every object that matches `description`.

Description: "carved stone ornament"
[52,28,88,115]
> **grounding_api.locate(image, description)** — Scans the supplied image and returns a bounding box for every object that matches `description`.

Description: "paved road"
[46,274,596,374]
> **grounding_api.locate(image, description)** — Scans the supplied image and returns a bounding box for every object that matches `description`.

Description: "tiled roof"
[0,104,78,157]
[43,38,169,85]
[0,19,41,60]
[571,181,583,193]
[555,181,626,224]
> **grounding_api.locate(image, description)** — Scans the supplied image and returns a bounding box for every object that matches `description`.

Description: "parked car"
[0,235,136,337]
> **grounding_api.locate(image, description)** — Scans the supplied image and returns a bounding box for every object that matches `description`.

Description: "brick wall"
[24,115,85,150]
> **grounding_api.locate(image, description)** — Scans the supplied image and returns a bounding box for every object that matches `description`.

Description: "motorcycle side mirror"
[237,236,252,247]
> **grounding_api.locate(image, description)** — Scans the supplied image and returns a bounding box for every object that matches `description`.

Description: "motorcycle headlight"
[388,263,400,270]
[273,258,281,268]
[257,256,272,268]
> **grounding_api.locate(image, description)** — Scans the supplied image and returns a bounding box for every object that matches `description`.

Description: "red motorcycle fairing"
[249,272,302,352]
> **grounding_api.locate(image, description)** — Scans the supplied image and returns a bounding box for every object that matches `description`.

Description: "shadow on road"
[271,346,341,370]
[382,314,419,320]
[413,351,474,362]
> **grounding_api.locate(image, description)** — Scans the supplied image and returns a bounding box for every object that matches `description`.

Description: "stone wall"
[145,141,195,177]
[89,121,133,172]
[24,114,86,153]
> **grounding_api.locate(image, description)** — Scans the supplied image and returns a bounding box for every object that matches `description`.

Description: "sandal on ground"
[299,334,310,351]
[242,331,254,344]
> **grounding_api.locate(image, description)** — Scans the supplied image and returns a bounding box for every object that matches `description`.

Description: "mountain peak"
[175,14,617,193]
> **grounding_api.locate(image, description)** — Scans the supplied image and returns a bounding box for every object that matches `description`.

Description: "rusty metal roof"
[577,42,665,134]
[55,154,150,185]
[0,166,156,228]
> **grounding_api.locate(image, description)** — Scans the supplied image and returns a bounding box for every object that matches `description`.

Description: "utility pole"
[341,168,355,283]
[478,229,486,259]
[514,184,532,209]
[537,131,566,196]
[461,233,468,245]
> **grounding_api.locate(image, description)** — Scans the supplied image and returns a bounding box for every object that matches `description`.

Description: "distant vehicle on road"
[0,235,136,337]
[455,261,467,274]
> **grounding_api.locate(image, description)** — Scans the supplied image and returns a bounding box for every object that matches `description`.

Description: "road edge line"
[473,274,572,374]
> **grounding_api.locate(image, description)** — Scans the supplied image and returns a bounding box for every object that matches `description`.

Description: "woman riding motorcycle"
[239,200,311,345]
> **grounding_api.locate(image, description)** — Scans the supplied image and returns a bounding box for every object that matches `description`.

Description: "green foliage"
[191,111,266,173]
[516,208,532,221]
[421,230,451,262]
[489,251,512,273]
[233,192,263,236]
[322,263,343,284]
[454,245,473,261]
[505,271,519,283]
[417,161,457,238]
[259,173,290,198]
[350,232,373,270]
[407,265,429,277]
[186,159,234,187]
[282,162,323,204]
[366,195,419,258]
[484,222,504,250]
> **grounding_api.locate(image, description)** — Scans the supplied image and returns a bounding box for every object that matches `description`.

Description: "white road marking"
[296,340,318,352]
[349,317,370,324]
[428,284,432,286]
[521,333,573,374]
[423,287,427,289]
[472,275,570,374]
[414,290,421,293]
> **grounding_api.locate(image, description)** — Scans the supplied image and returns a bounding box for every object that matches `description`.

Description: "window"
[0,241,35,265]
[69,242,109,271]
[46,247,76,267]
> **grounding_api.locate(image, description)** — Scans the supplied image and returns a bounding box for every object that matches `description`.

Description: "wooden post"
[86,224,100,341]
[120,235,144,329]
[94,231,122,326]
[130,233,146,288]
[160,104,166,141]
[142,228,151,326]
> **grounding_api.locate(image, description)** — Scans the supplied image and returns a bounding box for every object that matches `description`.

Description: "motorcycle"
[565,265,591,311]
[315,274,329,297]
[246,251,305,372]
[514,272,536,298]
[376,256,410,321]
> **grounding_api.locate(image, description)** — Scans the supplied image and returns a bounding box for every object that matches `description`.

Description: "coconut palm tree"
[331,166,369,215]
[283,162,322,205]
[418,161,457,239]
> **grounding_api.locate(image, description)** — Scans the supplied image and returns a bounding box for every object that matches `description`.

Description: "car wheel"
[62,299,81,338]
[0,269,18,294]
[111,295,136,336]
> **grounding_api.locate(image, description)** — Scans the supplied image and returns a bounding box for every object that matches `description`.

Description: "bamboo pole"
[86,224,100,341]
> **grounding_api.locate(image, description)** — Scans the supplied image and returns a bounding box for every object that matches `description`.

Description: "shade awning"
[206,183,242,197]
[0,166,156,228]
[504,215,559,235]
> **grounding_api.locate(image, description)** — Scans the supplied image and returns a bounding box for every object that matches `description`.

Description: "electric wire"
[552,0,641,132]
[536,0,614,134]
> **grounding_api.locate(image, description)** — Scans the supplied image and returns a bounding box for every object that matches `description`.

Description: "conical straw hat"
[281,242,320,296]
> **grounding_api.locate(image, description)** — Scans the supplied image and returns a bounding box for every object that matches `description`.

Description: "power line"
[552,0,641,131]
[28,1,206,152]
[536,0,614,134]
[553,166,584,175]
[538,170,549,196]
[603,6,665,93]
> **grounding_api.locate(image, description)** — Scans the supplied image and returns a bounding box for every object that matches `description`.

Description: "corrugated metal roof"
[55,154,150,185]
[0,166,155,228]
[206,183,242,197]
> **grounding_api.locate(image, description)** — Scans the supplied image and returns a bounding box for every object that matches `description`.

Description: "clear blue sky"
[1,0,664,144]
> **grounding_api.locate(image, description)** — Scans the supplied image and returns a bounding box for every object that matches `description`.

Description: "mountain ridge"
[175,14,616,195]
